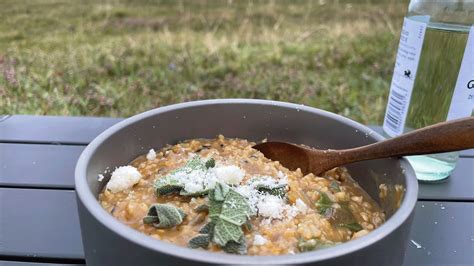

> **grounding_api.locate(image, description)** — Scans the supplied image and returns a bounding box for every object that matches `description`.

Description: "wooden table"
[1,115,473,266]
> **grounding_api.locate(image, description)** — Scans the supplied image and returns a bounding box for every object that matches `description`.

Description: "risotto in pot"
[98,135,385,255]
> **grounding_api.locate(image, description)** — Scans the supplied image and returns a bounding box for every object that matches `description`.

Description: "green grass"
[0,0,407,124]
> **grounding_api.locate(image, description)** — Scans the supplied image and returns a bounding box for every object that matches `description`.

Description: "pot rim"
[75,99,418,264]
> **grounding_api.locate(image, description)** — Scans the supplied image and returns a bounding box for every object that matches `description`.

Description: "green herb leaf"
[188,234,210,249]
[339,222,363,232]
[256,184,287,197]
[154,176,183,196]
[143,204,186,228]
[199,222,215,235]
[179,189,210,197]
[330,181,341,192]
[154,156,215,196]
[222,237,247,255]
[212,218,244,247]
[316,192,334,215]
[297,238,333,252]
[184,156,208,170]
[205,158,216,169]
[208,183,252,248]
[211,182,230,202]
[219,189,252,226]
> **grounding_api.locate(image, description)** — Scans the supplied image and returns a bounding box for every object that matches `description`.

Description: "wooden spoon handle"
[338,117,474,163]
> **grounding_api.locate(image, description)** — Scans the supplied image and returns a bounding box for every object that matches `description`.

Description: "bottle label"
[383,17,428,137]
[447,26,474,120]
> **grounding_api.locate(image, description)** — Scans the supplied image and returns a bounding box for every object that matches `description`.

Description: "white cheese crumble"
[106,166,142,193]
[257,195,286,219]
[253,234,268,246]
[146,149,156,161]
[295,198,308,213]
[213,165,245,185]
[97,174,104,182]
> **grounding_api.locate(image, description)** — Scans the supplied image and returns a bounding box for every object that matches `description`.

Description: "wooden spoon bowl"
[254,117,474,176]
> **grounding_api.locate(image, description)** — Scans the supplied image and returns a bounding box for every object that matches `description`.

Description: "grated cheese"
[253,234,268,246]
[106,166,142,193]
[213,165,245,185]
[257,195,286,219]
[146,149,156,161]
[295,198,308,214]
[97,174,105,182]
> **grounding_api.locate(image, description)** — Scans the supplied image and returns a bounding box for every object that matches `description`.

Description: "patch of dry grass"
[0,0,407,124]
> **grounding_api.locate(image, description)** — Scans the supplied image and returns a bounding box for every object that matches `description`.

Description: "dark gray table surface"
[1,115,473,266]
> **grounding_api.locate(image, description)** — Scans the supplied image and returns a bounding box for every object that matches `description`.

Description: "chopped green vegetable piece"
[205,158,216,169]
[222,237,247,255]
[316,192,334,215]
[330,181,341,192]
[297,238,333,252]
[143,204,186,228]
[188,234,210,249]
[256,184,287,198]
[195,204,209,213]
[243,221,252,231]
[339,222,363,232]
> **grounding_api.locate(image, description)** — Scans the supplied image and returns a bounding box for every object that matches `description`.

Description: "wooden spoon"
[253,117,474,176]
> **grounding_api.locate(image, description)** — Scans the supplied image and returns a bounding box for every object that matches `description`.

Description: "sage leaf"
[143,204,186,228]
[209,197,224,221]
[188,234,210,249]
[222,237,247,255]
[210,184,251,247]
[212,218,243,247]
[154,156,216,196]
[199,222,215,235]
[179,189,210,197]
[339,222,363,232]
[212,182,230,202]
[316,192,333,215]
[154,176,183,196]
[219,189,252,226]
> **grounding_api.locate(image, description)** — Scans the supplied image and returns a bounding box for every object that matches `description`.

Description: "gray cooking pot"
[75,99,418,266]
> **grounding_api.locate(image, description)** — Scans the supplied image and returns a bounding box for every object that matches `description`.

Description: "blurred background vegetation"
[0,0,407,124]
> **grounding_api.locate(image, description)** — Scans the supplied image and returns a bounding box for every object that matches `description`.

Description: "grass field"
[0,0,407,124]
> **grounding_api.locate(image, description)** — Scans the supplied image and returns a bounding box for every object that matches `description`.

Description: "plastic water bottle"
[383,0,474,182]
